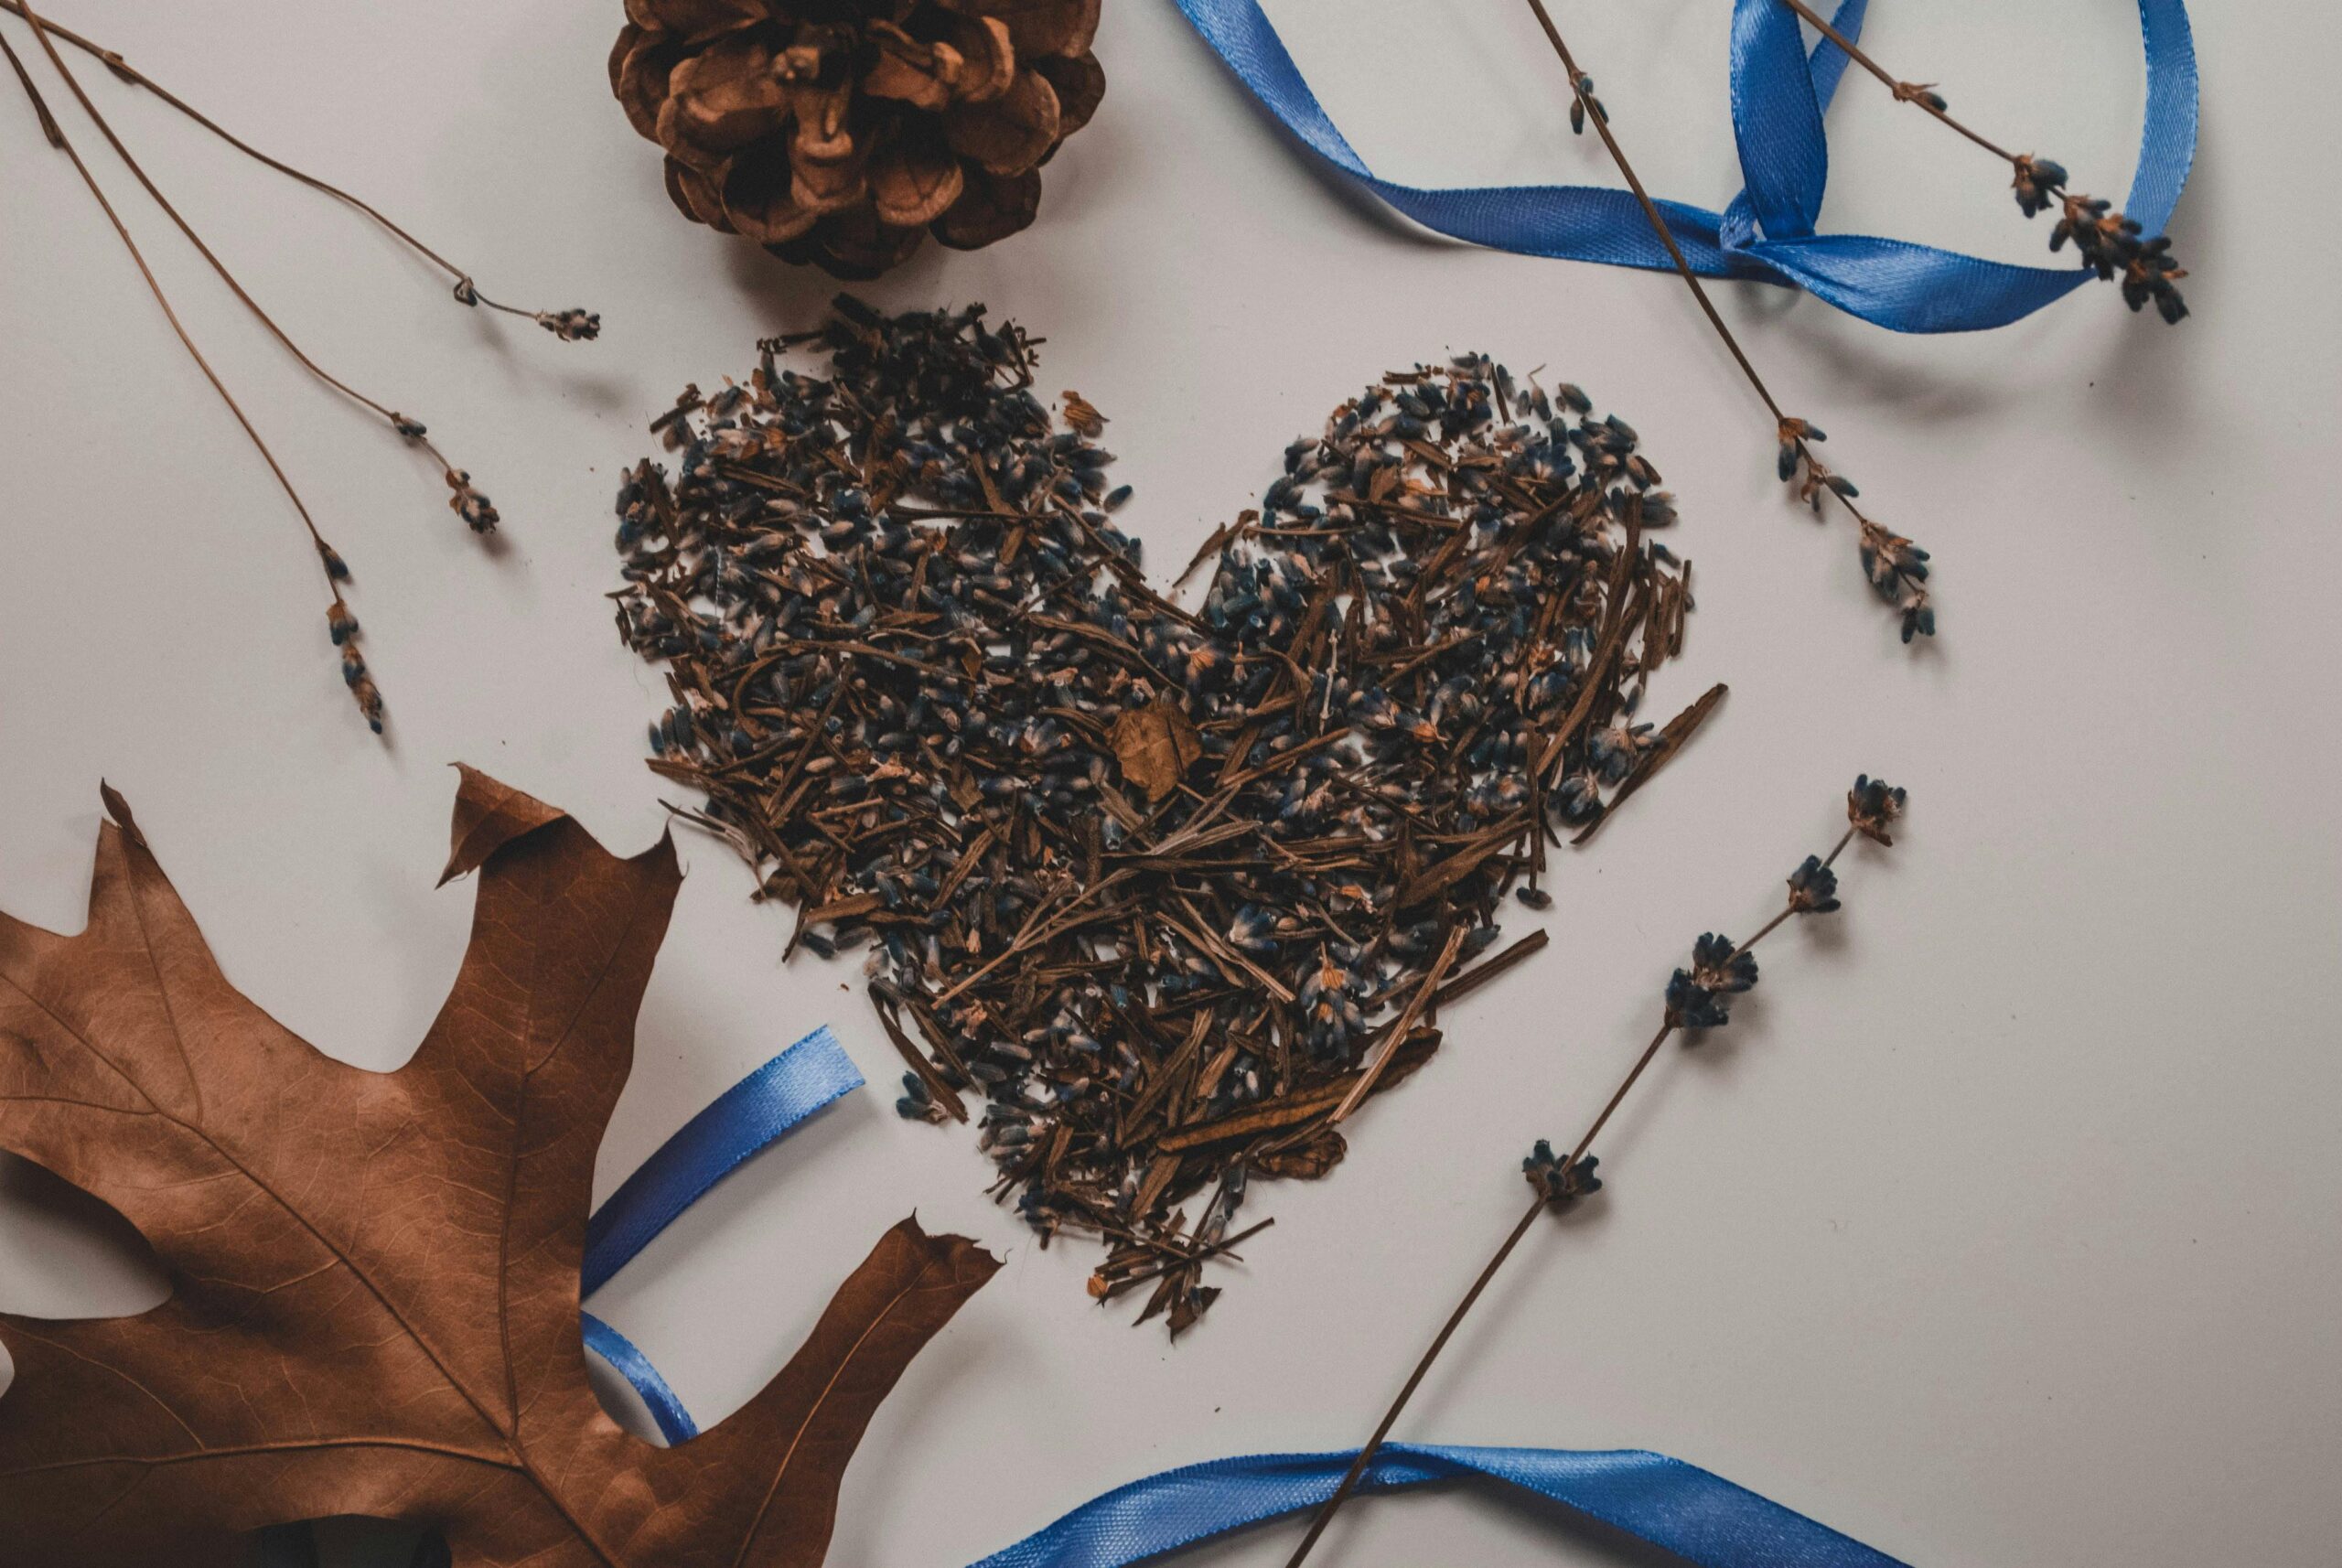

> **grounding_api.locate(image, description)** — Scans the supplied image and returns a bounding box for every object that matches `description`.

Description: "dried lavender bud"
[1857,523,1928,596]
[2113,232,2188,324]
[1776,416,1823,480]
[1554,772,1601,822]
[896,1070,946,1124]
[337,643,384,734]
[1226,907,1280,955]
[1787,854,1841,914]
[1568,72,1607,134]
[350,676,384,735]
[1523,1139,1601,1204]
[1664,970,1731,1030]
[1588,719,1655,785]
[446,470,499,534]
[2011,155,2068,218]
[1848,774,1907,844]
[318,542,351,581]
[537,308,601,343]
[1893,80,1949,113]
[1691,931,1758,994]
[391,413,428,441]
[1667,932,1756,1032]
[327,602,359,647]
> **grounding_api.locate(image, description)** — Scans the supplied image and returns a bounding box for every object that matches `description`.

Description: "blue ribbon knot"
[1172,0,2197,333]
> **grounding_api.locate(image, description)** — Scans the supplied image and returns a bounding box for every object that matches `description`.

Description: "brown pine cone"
[611,0,1105,279]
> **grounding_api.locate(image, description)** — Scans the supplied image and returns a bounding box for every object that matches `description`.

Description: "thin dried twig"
[1,0,604,732]
[1282,776,1910,1563]
[1522,0,1937,644]
[1,9,383,731]
[0,0,596,329]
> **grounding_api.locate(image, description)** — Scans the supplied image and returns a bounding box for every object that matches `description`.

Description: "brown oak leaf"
[1106,698,1203,803]
[0,767,999,1566]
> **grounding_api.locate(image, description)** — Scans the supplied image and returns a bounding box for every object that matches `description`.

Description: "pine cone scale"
[1033,50,1103,136]
[723,145,823,242]
[951,17,1019,102]
[628,0,766,44]
[932,165,1040,250]
[871,137,967,227]
[944,0,1101,59]
[663,36,792,153]
[944,68,1058,177]
[665,158,738,232]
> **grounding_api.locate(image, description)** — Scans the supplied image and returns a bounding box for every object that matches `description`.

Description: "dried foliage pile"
[609,297,1722,1330]
[611,0,1104,278]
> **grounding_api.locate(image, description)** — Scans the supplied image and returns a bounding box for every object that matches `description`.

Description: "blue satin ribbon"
[576,1025,863,1441]
[1172,0,2197,333]
[579,1028,1910,1564]
[969,1444,1908,1568]
[580,1311,702,1444]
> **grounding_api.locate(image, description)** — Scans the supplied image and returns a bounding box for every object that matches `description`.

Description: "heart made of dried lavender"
[608,297,1715,1334]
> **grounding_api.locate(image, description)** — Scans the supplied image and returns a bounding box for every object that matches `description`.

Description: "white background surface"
[2,1,2337,1564]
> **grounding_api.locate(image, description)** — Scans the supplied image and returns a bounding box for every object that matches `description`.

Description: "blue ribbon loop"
[580,1311,702,1444]
[583,1023,864,1297]
[1171,0,2197,333]
[576,1025,863,1434]
[577,1026,1912,1563]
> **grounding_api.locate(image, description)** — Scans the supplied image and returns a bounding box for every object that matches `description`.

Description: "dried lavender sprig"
[1777,418,1934,643]
[0,0,599,338]
[2,13,381,734]
[1773,0,2187,323]
[451,276,603,342]
[1282,774,1910,1567]
[1521,0,1937,644]
[2,4,504,540]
